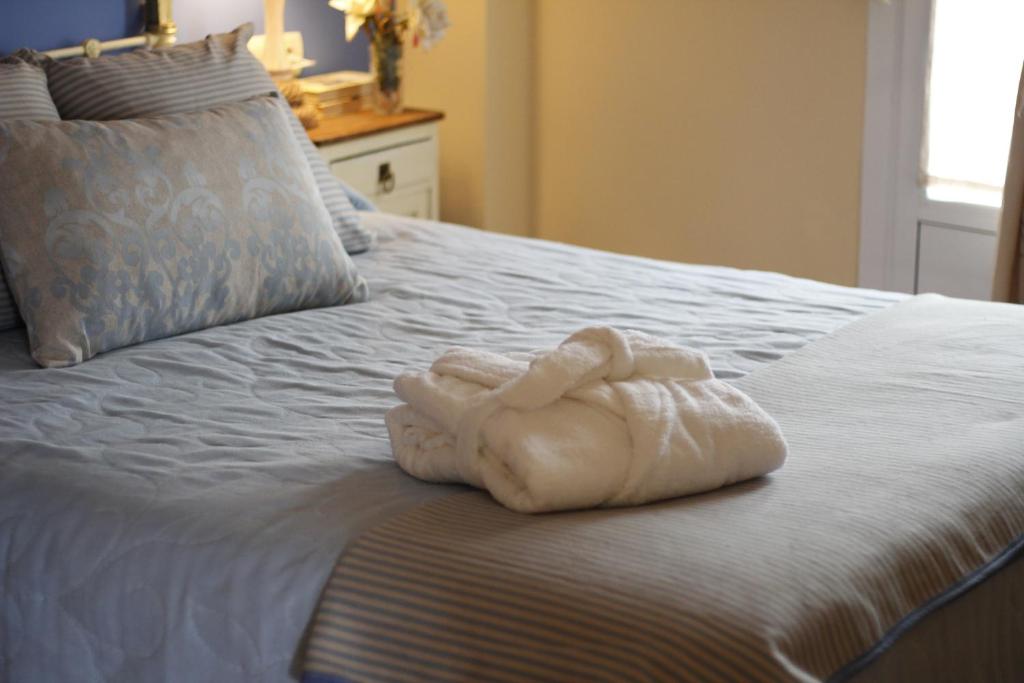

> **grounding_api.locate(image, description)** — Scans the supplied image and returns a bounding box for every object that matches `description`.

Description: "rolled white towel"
[386,327,787,513]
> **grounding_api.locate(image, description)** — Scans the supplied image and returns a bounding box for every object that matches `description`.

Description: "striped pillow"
[0,60,60,332]
[38,24,374,255]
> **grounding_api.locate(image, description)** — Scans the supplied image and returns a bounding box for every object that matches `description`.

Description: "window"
[924,0,1024,207]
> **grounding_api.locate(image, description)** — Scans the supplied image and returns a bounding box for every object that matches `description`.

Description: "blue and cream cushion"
[0,96,368,368]
[34,24,375,254]
[0,60,59,119]
[0,60,60,332]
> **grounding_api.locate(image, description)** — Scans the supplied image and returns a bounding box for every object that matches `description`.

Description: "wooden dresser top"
[307,108,444,146]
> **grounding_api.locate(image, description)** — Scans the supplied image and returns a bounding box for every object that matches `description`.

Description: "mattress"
[1,212,908,681]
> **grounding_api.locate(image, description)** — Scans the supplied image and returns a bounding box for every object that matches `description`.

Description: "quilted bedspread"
[0,213,903,682]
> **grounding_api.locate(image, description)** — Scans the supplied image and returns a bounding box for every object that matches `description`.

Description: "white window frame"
[859,0,1000,293]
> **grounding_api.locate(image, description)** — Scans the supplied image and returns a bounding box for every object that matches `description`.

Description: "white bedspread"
[0,213,903,682]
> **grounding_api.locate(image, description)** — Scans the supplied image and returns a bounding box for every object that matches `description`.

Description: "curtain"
[993,64,1024,303]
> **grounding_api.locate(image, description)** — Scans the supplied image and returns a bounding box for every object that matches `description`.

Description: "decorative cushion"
[36,24,375,254]
[0,60,59,332]
[0,96,368,368]
[0,61,59,119]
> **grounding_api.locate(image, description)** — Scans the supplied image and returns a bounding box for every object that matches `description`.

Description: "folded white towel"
[386,327,787,513]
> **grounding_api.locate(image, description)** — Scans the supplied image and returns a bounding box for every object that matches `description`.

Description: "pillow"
[0,60,59,333]
[0,61,59,119]
[35,24,375,255]
[0,95,368,368]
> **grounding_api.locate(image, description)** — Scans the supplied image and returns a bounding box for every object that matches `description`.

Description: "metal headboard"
[43,0,177,60]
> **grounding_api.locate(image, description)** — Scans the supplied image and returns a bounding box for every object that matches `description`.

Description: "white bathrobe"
[386,327,787,513]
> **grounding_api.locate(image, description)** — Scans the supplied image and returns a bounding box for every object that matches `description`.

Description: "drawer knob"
[378,162,396,194]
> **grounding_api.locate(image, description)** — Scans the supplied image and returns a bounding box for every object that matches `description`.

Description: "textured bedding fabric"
[0,59,59,332]
[0,213,903,682]
[305,294,1024,683]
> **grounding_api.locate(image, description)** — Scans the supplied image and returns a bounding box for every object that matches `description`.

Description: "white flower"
[410,0,450,50]
[328,0,380,41]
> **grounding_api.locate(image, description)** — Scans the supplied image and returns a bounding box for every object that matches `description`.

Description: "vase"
[369,34,403,115]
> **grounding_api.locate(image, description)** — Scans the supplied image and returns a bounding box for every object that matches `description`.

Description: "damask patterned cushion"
[0,60,60,332]
[35,24,375,254]
[0,96,368,368]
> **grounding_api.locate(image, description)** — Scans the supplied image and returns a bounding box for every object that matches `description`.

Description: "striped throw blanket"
[304,295,1024,682]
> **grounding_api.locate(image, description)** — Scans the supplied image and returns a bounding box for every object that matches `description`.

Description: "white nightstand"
[309,109,443,220]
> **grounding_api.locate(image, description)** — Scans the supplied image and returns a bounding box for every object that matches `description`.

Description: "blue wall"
[0,0,368,75]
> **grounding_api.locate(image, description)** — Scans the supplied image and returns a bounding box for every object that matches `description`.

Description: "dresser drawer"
[375,185,433,220]
[329,140,435,201]
[312,115,441,220]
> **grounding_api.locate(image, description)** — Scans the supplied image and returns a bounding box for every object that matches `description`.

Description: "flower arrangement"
[329,0,450,114]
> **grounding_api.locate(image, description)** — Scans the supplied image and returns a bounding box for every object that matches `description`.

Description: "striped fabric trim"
[36,24,373,254]
[0,60,59,331]
[303,296,1024,683]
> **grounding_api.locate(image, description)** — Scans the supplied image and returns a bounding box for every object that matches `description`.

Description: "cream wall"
[407,0,868,285]
[483,0,535,235]
[403,0,487,229]
[404,0,534,235]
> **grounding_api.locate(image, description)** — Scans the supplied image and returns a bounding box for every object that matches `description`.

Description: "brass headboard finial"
[82,38,102,59]
[144,0,178,47]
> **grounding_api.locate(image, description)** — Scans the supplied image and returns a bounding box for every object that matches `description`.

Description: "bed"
[3,213,1022,682]
[0,212,901,678]
[2,9,1023,683]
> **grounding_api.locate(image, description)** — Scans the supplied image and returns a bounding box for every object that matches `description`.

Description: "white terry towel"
[386,327,787,513]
